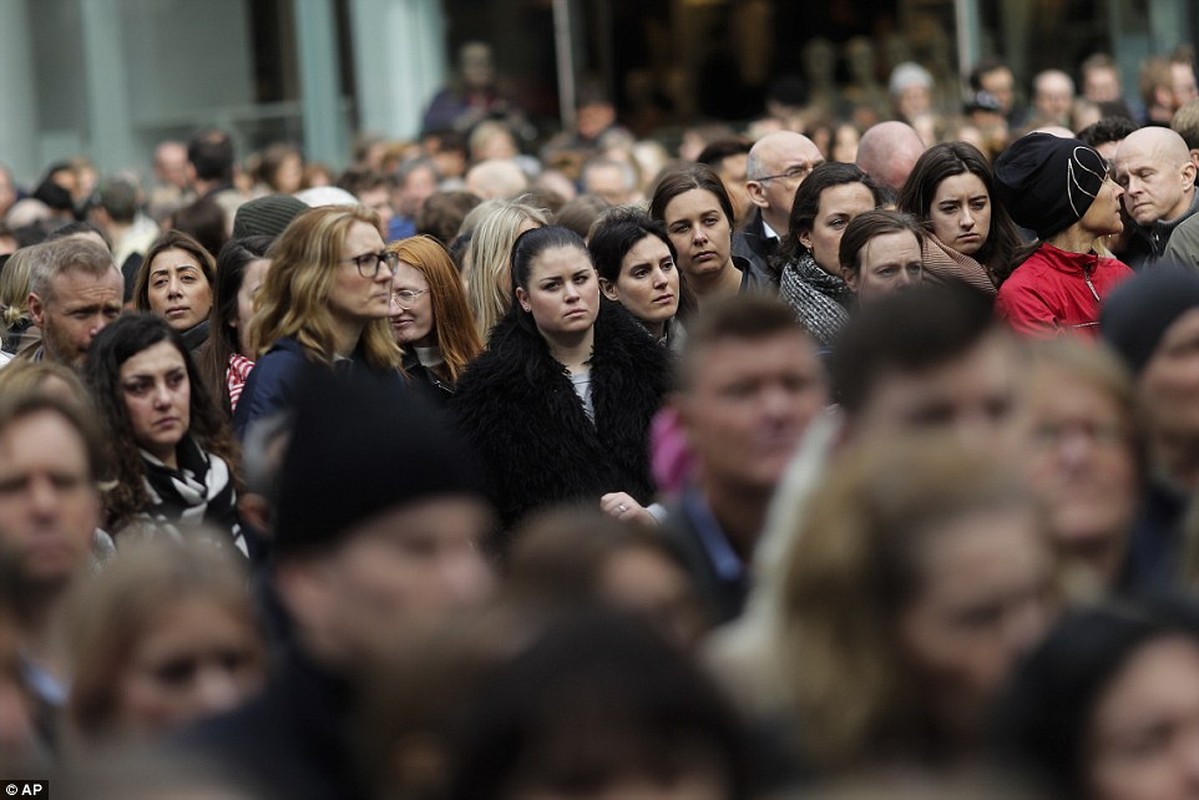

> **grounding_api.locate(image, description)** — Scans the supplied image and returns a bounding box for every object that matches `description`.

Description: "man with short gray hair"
[22,238,122,367]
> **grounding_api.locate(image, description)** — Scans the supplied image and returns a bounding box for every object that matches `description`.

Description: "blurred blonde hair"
[66,536,265,742]
[776,433,1036,771]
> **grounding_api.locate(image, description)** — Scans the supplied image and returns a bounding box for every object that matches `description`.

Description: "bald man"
[734,132,825,285]
[1114,127,1199,267]
[855,121,926,198]
[1031,70,1076,127]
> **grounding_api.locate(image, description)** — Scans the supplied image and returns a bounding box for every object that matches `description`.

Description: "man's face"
[155,145,189,190]
[715,153,751,224]
[0,411,99,589]
[1034,74,1074,125]
[747,137,825,231]
[357,187,395,227]
[1084,66,1121,103]
[286,495,495,664]
[1139,308,1199,490]
[677,331,827,494]
[29,268,123,368]
[979,67,1014,114]
[1173,62,1199,108]
[397,166,438,218]
[853,332,1022,454]
[1114,137,1195,226]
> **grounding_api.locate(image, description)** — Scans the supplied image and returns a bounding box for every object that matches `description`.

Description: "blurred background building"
[0,0,1194,183]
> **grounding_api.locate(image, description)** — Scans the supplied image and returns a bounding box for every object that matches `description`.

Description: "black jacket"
[732,208,782,287]
[177,647,368,800]
[451,301,670,533]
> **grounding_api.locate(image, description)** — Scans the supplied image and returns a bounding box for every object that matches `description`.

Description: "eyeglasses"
[392,288,428,307]
[750,162,822,184]
[343,250,400,278]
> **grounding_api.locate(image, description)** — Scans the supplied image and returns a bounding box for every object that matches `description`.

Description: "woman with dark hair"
[992,133,1133,339]
[83,313,244,553]
[649,163,767,310]
[777,162,883,346]
[133,230,217,350]
[588,206,692,345]
[897,141,1023,295]
[387,235,483,402]
[994,597,1199,800]
[838,209,926,305]
[452,226,669,534]
[446,613,751,800]
[194,236,273,416]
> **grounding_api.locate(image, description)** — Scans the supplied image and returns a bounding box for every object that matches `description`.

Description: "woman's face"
[515,245,599,343]
[389,260,435,347]
[120,340,191,464]
[799,182,877,274]
[233,258,270,358]
[662,189,732,281]
[847,229,923,303]
[929,172,993,256]
[116,596,265,737]
[1023,370,1137,588]
[600,235,679,332]
[897,506,1054,743]
[1087,636,1199,800]
[146,248,213,332]
[328,221,393,329]
[1080,176,1126,238]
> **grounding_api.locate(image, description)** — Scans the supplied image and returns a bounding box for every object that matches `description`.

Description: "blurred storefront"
[0,0,1194,184]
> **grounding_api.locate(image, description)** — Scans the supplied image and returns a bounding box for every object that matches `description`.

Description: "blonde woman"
[233,205,403,437]
[463,196,548,340]
[0,247,39,354]
[727,434,1055,780]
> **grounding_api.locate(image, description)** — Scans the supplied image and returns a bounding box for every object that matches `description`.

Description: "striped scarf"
[140,436,246,556]
[227,352,255,413]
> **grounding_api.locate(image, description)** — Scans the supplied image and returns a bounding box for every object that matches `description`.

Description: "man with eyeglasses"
[733,131,824,286]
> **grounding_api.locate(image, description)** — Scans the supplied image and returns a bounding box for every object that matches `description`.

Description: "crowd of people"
[4,37,1199,800]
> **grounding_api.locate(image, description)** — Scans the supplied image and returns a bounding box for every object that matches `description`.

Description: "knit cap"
[1100,266,1199,374]
[273,365,489,558]
[993,133,1107,239]
[232,194,309,240]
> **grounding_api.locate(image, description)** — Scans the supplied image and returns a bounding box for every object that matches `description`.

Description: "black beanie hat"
[273,365,490,558]
[1101,266,1199,374]
[232,194,309,240]
[993,133,1108,239]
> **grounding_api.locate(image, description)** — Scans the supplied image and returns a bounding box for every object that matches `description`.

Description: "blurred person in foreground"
[178,367,494,800]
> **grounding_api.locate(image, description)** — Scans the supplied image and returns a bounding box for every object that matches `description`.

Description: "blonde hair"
[777,434,1035,771]
[248,205,401,369]
[0,247,35,331]
[464,197,549,340]
[66,536,265,742]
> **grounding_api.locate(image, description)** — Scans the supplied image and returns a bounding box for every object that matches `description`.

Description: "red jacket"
[996,243,1134,339]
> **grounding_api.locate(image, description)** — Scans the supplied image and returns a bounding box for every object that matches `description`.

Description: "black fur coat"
[451,301,670,531]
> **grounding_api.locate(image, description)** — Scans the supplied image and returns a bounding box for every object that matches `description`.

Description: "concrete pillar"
[295,0,350,168]
[348,0,447,141]
[80,0,137,173]
[0,0,41,183]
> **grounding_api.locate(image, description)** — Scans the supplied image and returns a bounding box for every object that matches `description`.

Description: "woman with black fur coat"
[452,226,670,536]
